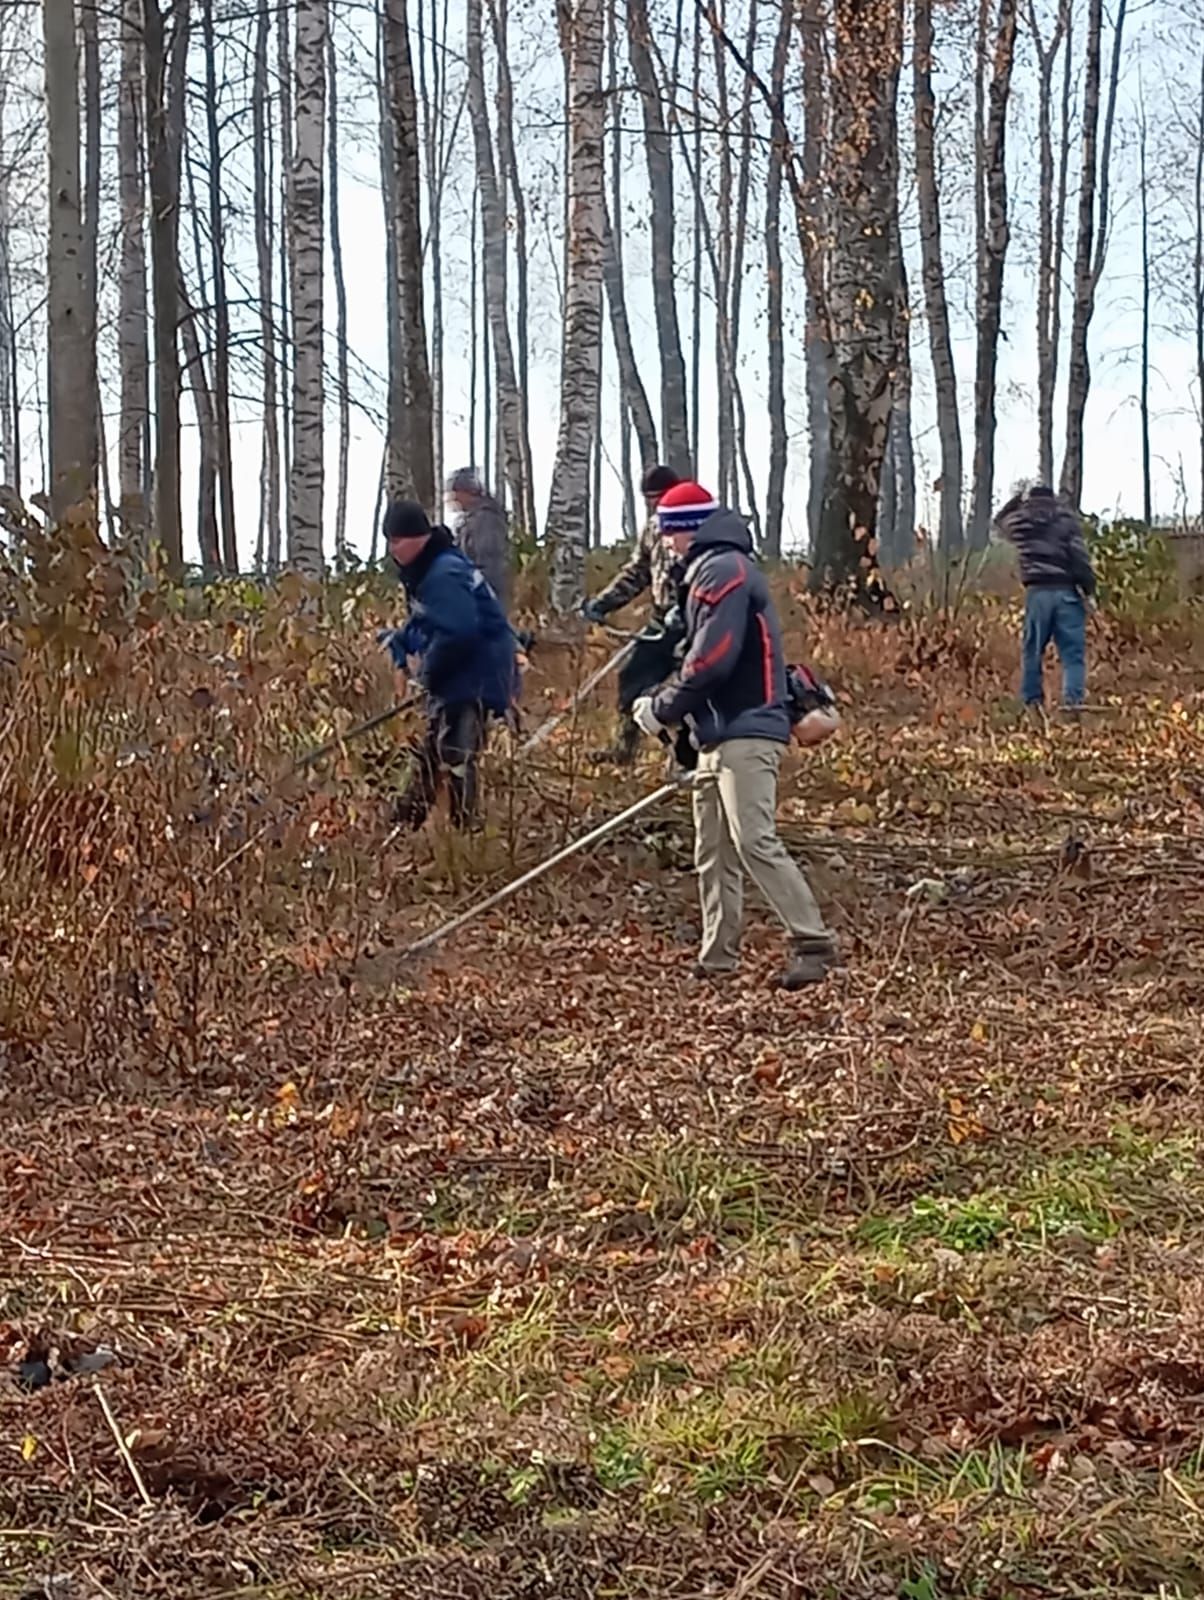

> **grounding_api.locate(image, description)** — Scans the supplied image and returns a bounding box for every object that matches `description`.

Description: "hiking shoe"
[777,941,837,991]
[690,961,738,983]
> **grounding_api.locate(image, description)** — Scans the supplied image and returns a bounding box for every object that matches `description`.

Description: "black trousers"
[395,702,487,830]
[616,629,680,712]
[615,627,697,772]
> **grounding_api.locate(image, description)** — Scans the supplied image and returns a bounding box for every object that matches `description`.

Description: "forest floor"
[3,573,1204,1599]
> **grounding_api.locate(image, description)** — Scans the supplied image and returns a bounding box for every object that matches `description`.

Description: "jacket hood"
[686,508,753,556]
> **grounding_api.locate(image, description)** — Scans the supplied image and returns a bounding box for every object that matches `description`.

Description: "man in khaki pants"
[632,482,836,990]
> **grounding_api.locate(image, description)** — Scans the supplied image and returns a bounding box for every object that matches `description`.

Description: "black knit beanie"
[383,499,432,542]
[640,464,680,498]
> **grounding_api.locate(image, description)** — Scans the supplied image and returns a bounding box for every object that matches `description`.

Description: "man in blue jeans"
[995,485,1097,710]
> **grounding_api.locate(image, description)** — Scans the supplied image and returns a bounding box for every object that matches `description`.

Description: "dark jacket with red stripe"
[651,510,791,748]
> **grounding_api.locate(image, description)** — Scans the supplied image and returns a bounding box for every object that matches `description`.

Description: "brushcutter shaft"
[402,776,688,957]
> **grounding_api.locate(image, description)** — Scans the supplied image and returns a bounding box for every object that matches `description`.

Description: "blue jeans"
[1022,587,1086,707]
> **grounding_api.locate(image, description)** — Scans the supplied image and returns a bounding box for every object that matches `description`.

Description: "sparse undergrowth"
[2,533,1204,1597]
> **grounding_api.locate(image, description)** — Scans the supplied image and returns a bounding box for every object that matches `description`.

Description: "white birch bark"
[0,10,19,496]
[545,0,605,613]
[252,0,280,570]
[287,0,328,576]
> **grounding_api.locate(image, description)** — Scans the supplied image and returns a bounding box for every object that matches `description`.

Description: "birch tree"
[287,0,328,576]
[0,10,24,501]
[546,0,605,611]
[44,0,97,522]
[914,0,964,554]
[969,0,1018,549]
[117,0,148,546]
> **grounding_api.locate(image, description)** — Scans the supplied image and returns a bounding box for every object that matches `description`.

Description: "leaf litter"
[3,551,1204,1596]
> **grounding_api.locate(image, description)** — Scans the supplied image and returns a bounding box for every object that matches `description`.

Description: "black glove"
[581,597,607,625]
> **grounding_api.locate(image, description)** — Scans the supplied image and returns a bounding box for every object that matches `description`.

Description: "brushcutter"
[519,634,637,752]
[401,769,693,958]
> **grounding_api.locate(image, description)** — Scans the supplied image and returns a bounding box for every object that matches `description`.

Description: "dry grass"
[2,527,1204,1598]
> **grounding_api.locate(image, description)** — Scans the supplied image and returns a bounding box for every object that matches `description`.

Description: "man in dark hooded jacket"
[447,468,511,614]
[384,500,515,830]
[631,482,837,991]
[995,484,1096,710]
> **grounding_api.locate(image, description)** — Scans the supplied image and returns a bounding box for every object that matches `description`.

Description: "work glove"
[632,696,666,739]
[580,597,607,625]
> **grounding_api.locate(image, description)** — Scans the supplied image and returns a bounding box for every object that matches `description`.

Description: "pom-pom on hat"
[656,480,718,538]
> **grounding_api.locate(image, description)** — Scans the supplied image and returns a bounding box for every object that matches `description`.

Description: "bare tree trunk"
[604,0,657,469]
[729,0,757,465]
[327,23,350,564]
[968,0,1018,549]
[198,0,236,571]
[1050,0,1072,484]
[287,0,328,576]
[1138,97,1151,527]
[117,0,149,549]
[801,0,828,553]
[689,0,702,472]
[469,178,479,467]
[252,0,280,571]
[603,208,659,469]
[627,0,691,474]
[914,0,964,554]
[712,0,737,502]
[1060,0,1127,505]
[809,0,903,598]
[0,12,13,498]
[82,0,105,538]
[420,0,447,499]
[546,0,605,611]
[180,287,219,575]
[383,0,436,511]
[45,0,98,523]
[880,201,914,568]
[144,0,188,570]
[275,0,292,567]
[1029,0,1069,488]
[487,0,537,538]
[465,0,530,520]
[764,0,790,559]
[1196,55,1204,523]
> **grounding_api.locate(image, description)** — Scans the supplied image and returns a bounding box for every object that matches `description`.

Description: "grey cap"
[447,467,485,496]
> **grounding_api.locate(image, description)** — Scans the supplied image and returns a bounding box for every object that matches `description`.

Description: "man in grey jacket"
[447,468,511,614]
[631,481,837,990]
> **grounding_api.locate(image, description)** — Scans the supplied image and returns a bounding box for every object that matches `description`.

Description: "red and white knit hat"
[656,480,718,538]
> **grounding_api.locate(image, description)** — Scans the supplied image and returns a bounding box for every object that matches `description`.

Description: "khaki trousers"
[692,738,830,970]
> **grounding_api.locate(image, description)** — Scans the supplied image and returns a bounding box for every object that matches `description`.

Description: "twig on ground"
[93,1380,153,1508]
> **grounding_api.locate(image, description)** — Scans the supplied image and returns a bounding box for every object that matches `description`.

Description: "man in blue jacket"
[631,482,837,990]
[384,500,515,830]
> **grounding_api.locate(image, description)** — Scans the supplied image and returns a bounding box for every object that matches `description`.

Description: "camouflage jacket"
[593,515,675,619]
